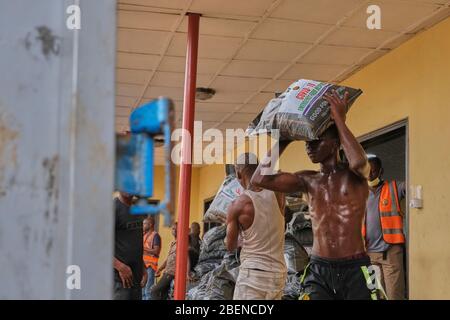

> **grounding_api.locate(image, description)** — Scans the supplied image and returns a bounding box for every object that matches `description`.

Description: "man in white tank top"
[226,153,287,300]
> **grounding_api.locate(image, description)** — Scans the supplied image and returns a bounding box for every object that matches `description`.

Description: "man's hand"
[155,269,162,278]
[117,262,133,288]
[141,267,148,288]
[324,90,349,124]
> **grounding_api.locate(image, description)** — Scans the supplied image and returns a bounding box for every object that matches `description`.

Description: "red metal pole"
[174,13,200,300]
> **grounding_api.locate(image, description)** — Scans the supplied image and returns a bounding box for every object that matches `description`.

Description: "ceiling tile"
[167,33,242,59]
[116,52,160,70]
[195,102,239,113]
[117,11,179,31]
[144,86,185,100]
[194,111,226,122]
[323,27,399,48]
[115,116,129,125]
[280,63,350,81]
[116,68,151,85]
[150,71,185,87]
[239,103,266,114]
[117,29,170,54]
[252,19,331,43]
[116,95,137,107]
[221,60,287,78]
[217,122,249,131]
[118,0,189,10]
[178,16,256,38]
[407,6,450,33]
[264,79,295,93]
[116,83,143,97]
[207,91,254,104]
[300,45,372,65]
[236,39,310,62]
[248,92,277,104]
[116,106,131,117]
[270,0,363,25]
[150,71,211,88]
[210,76,268,92]
[190,0,275,17]
[226,112,258,123]
[158,56,226,74]
[343,0,442,32]
[380,33,416,50]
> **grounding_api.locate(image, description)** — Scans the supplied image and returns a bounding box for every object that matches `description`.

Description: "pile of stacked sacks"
[185,204,312,300]
[187,225,240,300]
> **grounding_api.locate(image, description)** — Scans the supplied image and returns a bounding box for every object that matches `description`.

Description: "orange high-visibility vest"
[143,231,160,271]
[362,181,405,244]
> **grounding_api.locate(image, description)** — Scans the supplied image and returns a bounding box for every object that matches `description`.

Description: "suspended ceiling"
[115,0,450,164]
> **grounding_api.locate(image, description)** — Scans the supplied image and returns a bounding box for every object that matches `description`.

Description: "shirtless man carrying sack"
[252,90,384,300]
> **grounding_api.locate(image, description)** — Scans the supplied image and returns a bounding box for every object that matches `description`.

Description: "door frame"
[357,118,410,299]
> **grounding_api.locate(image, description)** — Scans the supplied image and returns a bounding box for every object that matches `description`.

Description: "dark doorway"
[359,121,409,300]
[203,197,221,236]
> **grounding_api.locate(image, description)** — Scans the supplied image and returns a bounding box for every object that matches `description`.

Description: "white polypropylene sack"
[203,175,244,223]
[247,79,362,141]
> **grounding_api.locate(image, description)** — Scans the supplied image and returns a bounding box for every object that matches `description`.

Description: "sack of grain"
[247,79,362,141]
[203,175,244,223]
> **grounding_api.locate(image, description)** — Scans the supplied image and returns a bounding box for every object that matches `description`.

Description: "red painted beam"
[174,13,200,300]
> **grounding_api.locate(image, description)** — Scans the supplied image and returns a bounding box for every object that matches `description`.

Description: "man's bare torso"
[300,163,368,259]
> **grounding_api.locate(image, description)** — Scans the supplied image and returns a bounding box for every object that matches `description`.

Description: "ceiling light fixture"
[195,87,216,101]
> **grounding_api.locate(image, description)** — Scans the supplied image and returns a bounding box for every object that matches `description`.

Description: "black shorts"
[299,254,386,300]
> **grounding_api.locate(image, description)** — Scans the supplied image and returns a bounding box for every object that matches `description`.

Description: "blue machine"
[115,97,174,226]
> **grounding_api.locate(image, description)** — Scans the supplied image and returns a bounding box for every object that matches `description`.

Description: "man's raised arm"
[251,140,307,193]
[324,90,370,180]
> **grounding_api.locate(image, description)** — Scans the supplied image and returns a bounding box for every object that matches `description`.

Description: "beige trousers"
[233,268,287,300]
[368,244,406,300]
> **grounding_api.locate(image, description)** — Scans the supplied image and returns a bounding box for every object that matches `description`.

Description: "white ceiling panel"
[116,83,143,97]
[217,122,249,131]
[249,92,277,104]
[235,39,310,62]
[116,106,132,117]
[117,10,179,31]
[280,63,350,81]
[300,45,373,65]
[210,76,269,92]
[117,29,170,54]
[226,112,258,123]
[116,68,151,85]
[194,102,239,114]
[144,86,185,100]
[264,79,295,93]
[270,0,364,25]
[251,19,331,43]
[167,33,243,59]
[221,60,287,78]
[116,95,137,107]
[207,91,254,104]
[150,71,212,88]
[158,56,226,74]
[239,103,266,114]
[344,0,442,32]
[190,0,276,17]
[178,16,256,38]
[323,27,399,49]
[114,0,450,158]
[118,0,190,10]
[194,111,226,122]
[116,52,160,70]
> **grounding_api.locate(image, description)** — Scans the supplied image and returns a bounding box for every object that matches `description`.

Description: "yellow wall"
[151,166,202,263]
[339,17,450,299]
[154,16,450,298]
[152,164,225,264]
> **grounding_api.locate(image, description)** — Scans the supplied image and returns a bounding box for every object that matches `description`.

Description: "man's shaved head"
[235,152,259,177]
